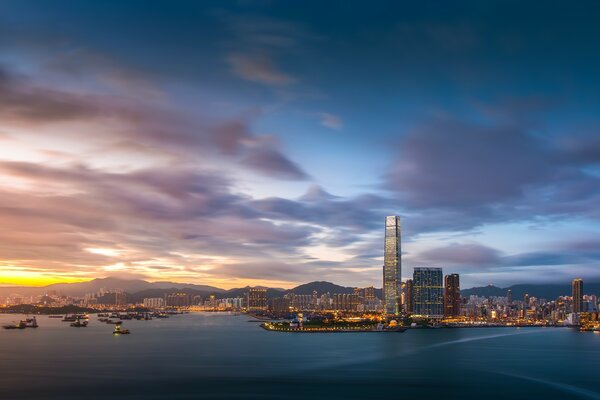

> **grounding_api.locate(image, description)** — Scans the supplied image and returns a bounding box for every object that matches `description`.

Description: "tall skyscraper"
[444,274,460,317]
[413,267,444,318]
[383,216,401,315]
[572,278,583,313]
[507,289,513,305]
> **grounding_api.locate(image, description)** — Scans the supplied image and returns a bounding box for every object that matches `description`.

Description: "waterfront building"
[247,288,267,311]
[573,278,583,313]
[383,216,401,315]
[143,297,165,308]
[413,267,444,318]
[444,274,461,317]
[404,279,414,313]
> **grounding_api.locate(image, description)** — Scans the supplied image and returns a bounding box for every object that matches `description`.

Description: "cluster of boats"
[3,309,186,334]
[2,317,38,330]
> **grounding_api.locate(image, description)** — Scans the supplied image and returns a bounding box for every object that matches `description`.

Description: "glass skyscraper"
[383,216,401,315]
[413,267,444,318]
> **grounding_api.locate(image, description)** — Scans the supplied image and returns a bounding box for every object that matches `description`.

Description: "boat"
[25,317,38,328]
[3,321,26,330]
[48,315,63,318]
[62,315,77,322]
[113,324,130,335]
[70,319,88,327]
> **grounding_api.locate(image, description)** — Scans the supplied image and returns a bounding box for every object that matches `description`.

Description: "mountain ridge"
[2,277,599,301]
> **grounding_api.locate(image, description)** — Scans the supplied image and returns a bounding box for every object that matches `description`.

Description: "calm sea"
[1,312,599,400]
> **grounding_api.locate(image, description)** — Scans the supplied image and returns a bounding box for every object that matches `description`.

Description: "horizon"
[2,1,600,290]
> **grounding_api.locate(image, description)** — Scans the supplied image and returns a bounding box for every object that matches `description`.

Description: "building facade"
[413,267,444,318]
[247,288,268,311]
[573,278,583,313]
[444,274,461,317]
[404,279,414,313]
[383,216,401,315]
[143,297,165,308]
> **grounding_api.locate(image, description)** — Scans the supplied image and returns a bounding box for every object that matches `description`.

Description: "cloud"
[0,63,309,182]
[386,116,552,208]
[318,113,343,130]
[418,243,502,266]
[384,110,600,238]
[227,53,295,86]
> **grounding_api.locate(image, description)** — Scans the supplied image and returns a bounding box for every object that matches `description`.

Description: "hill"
[0,277,225,299]
[462,283,600,300]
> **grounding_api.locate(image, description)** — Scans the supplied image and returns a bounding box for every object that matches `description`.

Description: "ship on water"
[113,324,130,335]
[3,317,38,330]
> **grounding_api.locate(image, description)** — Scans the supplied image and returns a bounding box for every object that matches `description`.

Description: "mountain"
[0,277,225,299]
[461,285,506,298]
[287,281,383,298]
[462,283,600,300]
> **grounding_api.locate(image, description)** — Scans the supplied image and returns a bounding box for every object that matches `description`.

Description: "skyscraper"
[404,279,414,313]
[383,216,401,315]
[413,267,444,318]
[444,274,460,317]
[572,278,583,313]
[507,289,513,305]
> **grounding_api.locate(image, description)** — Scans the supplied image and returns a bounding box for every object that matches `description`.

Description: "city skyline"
[2,1,600,290]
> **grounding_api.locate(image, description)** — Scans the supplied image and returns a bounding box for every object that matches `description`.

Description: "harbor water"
[1,312,599,399]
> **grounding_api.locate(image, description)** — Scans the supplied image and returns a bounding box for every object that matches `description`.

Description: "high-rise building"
[507,289,513,305]
[269,297,290,313]
[444,274,460,317]
[404,279,414,313]
[573,278,583,313]
[413,267,444,318]
[166,293,191,307]
[383,216,401,315]
[247,288,267,311]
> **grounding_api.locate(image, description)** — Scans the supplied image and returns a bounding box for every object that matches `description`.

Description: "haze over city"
[2,1,600,290]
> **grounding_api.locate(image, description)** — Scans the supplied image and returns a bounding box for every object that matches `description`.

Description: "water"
[1,312,599,400]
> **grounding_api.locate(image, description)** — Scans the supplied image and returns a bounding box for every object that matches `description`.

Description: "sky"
[1,0,600,289]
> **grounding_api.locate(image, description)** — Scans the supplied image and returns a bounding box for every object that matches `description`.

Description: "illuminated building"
[364,286,375,301]
[247,288,267,311]
[444,274,460,317]
[413,267,443,318]
[166,293,191,307]
[143,297,165,308]
[404,279,413,313]
[383,216,401,315]
[507,289,512,305]
[573,278,583,313]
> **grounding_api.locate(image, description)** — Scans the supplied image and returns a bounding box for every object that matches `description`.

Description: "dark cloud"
[418,243,502,266]
[387,117,552,208]
[384,111,600,238]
